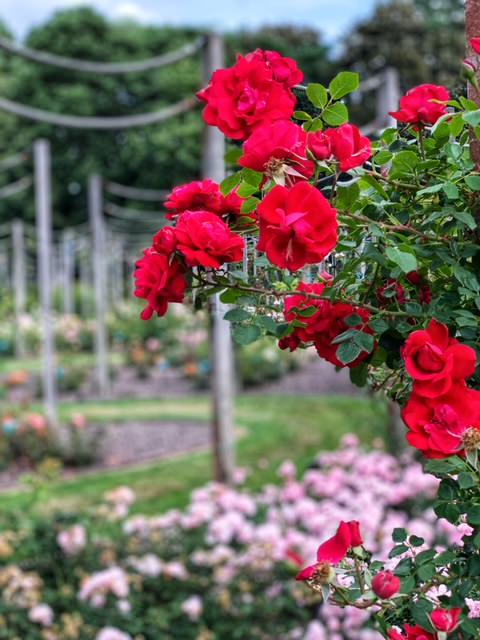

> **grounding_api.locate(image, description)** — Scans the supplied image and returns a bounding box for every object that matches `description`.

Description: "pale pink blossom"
[181,595,203,621]
[57,525,87,556]
[28,604,54,627]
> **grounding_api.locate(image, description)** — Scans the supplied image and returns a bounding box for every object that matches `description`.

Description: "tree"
[340,0,465,117]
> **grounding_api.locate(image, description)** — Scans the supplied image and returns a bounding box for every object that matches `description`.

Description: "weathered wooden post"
[377,67,400,129]
[88,174,110,397]
[12,219,27,357]
[202,33,236,484]
[61,228,75,315]
[34,139,58,429]
[79,237,92,318]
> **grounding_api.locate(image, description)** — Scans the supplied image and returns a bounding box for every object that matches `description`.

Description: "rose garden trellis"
[0,30,402,483]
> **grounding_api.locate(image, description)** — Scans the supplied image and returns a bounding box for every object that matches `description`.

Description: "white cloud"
[111,1,157,22]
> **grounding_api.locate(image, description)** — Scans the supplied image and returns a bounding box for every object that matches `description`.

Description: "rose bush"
[134,42,480,638]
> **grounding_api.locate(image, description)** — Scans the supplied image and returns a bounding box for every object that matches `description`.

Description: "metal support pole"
[88,173,110,397]
[62,228,75,314]
[12,219,27,357]
[467,0,480,169]
[202,33,236,484]
[34,139,58,429]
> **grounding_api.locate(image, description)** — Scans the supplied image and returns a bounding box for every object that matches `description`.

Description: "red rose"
[307,131,332,161]
[389,84,450,128]
[402,382,480,458]
[471,37,480,54]
[239,120,314,184]
[296,520,362,582]
[372,571,401,599]
[388,626,434,640]
[431,608,462,632]
[197,53,297,140]
[257,182,338,271]
[134,249,187,320]
[246,49,303,88]
[152,227,177,255]
[402,319,477,398]
[281,282,373,368]
[165,179,243,219]
[175,210,244,268]
[324,124,372,171]
[376,279,407,307]
[314,303,373,368]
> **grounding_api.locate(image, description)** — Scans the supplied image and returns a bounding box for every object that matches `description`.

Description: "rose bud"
[430,607,462,632]
[372,571,401,599]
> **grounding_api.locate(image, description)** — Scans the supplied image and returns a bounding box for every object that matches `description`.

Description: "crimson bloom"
[245,49,303,89]
[325,124,372,171]
[471,37,480,54]
[279,282,374,368]
[401,382,480,458]
[296,521,362,583]
[239,120,314,184]
[257,181,338,271]
[389,84,450,128]
[431,607,462,632]
[165,179,243,219]
[152,227,177,255]
[307,130,332,161]
[175,210,245,268]
[376,279,407,307]
[402,319,477,398]
[372,571,401,599]
[134,249,187,320]
[197,52,297,140]
[388,626,434,640]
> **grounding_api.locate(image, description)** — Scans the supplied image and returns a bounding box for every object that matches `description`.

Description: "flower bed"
[0,437,472,639]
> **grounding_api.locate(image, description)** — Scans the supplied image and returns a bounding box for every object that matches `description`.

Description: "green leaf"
[441,182,459,200]
[451,211,476,230]
[240,197,260,214]
[462,109,480,127]
[336,340,362,365]
[458,472,476,489]
[306,83,328,109]
[409,535,425,547]
[392,527,407,543]
[220,172,242,196]
[465,175,480,191]
[392,150,419,174]
[336,182,360,210]
[344,313,363,327]
[223,308,251,322]
[232,324,261,345]
[467,505,480,525]
[349,363,368,387]
[225,147,242,165]
[237,181,259,198]
[322,102,349,127]
[293,110,312,121]
[242,168,263,188]
[353,331,375,353]
[385,246,417,273]
[329,71,360,100]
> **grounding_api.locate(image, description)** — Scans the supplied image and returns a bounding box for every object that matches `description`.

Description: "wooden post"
[88,174,110,397]
[79,237,91,318]
[377,68,400,129]
[467,0,480,169]
[12,219,27,357]
[202,33,236,484]
[62,228,75,315]
[34,139,58,429]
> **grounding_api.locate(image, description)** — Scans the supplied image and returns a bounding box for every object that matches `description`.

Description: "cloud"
[111,2,158,22]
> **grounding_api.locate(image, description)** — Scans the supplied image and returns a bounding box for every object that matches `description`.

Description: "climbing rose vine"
[135,44,480,638]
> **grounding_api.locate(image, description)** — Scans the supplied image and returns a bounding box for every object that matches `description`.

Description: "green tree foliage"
[341,0,465,89]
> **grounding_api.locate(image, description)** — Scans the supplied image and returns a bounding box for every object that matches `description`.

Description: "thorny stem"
[339,210,449,244]
[364,168,419,191]
[192,271,415,318]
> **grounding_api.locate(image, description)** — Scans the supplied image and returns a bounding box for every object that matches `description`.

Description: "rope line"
[0,176,32,199]
[0,96,197,130]
[105,181,168,201]
[0,36,206,74]
[104,201,164,219]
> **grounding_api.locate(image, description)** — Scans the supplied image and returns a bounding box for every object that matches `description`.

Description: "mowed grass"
[0,394,388,516]
[0,352,123,375]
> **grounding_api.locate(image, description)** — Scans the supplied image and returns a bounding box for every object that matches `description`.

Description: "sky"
[0,0,380,42]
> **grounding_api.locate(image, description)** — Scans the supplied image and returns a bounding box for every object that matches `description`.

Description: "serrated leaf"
[462,109,480,127]
[232,324,261,345]
[385,246,417,273]
[220,172,242,196]
[336,340,362,365]
[322,102,349,126]
[223,308,251,322]
[306,83,328,108]
[329,71,359,100]
[465,175,480,191]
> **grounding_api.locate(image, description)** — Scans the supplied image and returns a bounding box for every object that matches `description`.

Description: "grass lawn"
[0,394,388,516]
[0,352,123,375]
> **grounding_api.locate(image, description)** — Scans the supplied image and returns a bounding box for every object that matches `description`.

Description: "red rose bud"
[470,37,480,55]
[389,84,450,128]
[462,59,479,89]
[372,571,401,599]
[307,131,332,161]
[430,607,462,632]
[325,124,372,171]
